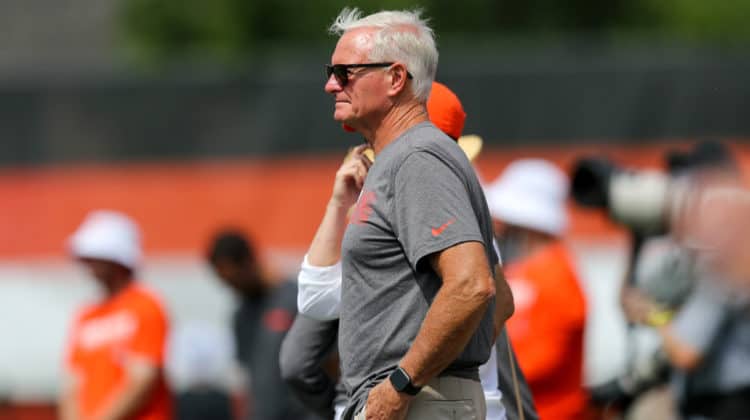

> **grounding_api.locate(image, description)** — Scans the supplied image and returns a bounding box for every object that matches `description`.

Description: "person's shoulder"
[122,283,169,317]
[406,122,456,152]
[73,303,101,324]
[126,282,163,303]
[398,128,464,169]
[275,279,299,303]
[510,243,572,280]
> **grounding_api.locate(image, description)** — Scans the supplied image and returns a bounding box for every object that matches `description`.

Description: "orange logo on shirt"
[263,308,294,333]
[78,311,137,350]
[351,190,376,225]
[431,218,455,237]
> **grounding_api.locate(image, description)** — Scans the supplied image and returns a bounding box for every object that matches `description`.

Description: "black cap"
[665,140,735,175]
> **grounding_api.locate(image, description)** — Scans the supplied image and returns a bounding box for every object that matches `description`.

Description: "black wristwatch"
[389,366,422,396]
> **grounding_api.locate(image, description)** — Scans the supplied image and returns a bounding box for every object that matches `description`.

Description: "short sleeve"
[671,280,730,353]
[393,151,484,270]
[128,297,169,366]
[297,254,342,321]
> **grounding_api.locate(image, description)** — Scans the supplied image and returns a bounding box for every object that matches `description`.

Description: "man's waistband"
[439,366,480,382]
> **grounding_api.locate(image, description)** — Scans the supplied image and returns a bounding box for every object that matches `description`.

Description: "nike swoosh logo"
[431,219,456,237]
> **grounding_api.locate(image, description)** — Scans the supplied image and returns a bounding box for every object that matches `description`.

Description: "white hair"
[329,8,438,102]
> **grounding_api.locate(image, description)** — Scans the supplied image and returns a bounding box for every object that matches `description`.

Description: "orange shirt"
[66,282,172,420]
[505,242,588,420]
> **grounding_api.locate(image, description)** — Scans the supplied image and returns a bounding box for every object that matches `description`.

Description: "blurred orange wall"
[0,404,55,420]
[1,142,748,260]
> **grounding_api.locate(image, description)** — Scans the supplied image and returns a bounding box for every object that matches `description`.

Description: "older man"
[319,8,513,420]
[290,81,537,420]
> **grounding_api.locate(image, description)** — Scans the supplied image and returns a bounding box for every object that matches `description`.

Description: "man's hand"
[58,373,80,420]
[331,144,372,209]
[492,264,514,340]
[364,380,412,420]
[621,286,661,325]
[306,144,373,267]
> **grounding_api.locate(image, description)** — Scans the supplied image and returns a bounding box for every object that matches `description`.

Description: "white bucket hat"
[485,159,569,236]
[69,210,142,270]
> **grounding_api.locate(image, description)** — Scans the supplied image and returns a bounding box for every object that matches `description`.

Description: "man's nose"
[325,74,342,93]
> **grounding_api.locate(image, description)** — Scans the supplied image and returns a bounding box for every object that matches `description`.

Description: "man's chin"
[336,118,359,133]
[333,112,353,125]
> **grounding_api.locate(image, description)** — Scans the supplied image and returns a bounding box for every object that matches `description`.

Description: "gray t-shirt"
[671,277,750,397]
[339,122,498,418]
[234,281,312,420]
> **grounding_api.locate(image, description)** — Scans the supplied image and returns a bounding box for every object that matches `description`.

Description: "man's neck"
[239,272,279,299]
[366,101,429,155]
[103,277,133,298]
[498,228,557,265]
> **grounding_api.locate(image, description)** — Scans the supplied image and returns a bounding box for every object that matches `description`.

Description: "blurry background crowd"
[1,1,749,419]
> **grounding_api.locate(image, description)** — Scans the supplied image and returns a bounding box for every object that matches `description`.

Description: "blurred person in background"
[279,315,339,420]
[622,241,750,420]
[485,159,591,420]
[169,322,234,420]
[320,7,512,419]
[283,80,538,420]
[578,141,742,418]
[677,179,750,289]
[60,210,172,420]
[616,141,750,419]
[206,230,312,420]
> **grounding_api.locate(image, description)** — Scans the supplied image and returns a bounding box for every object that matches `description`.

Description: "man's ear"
[386,63,410,97]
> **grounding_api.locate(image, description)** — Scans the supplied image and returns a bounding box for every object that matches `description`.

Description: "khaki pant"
[355,376,486,420]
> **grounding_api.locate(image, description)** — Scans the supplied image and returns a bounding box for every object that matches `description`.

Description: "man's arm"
[307,144,371,266]
[58,374,79,420]
[93,356,160,420]
[298,145,370,319]
[279,316,339,419]
[365,241,496,419]
[401,241,497,384]
[655,325,702,370]
[621,286,708,371]
[297,256,343,320]
[493,264,515,340]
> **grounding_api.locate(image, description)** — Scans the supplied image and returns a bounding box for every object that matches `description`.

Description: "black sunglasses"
[325,62,413,86]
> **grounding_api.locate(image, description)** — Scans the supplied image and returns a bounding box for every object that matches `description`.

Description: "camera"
[571,158,692,236]
[570,141,734,237]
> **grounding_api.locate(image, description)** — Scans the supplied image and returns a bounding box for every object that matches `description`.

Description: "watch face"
[390,368,410,391]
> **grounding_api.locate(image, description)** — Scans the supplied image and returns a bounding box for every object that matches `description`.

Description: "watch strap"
[389,366,422,396]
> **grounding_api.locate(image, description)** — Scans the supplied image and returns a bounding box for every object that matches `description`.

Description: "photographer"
[622,264,750,420]
[574,141,750,419]
[659,178,750,420]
